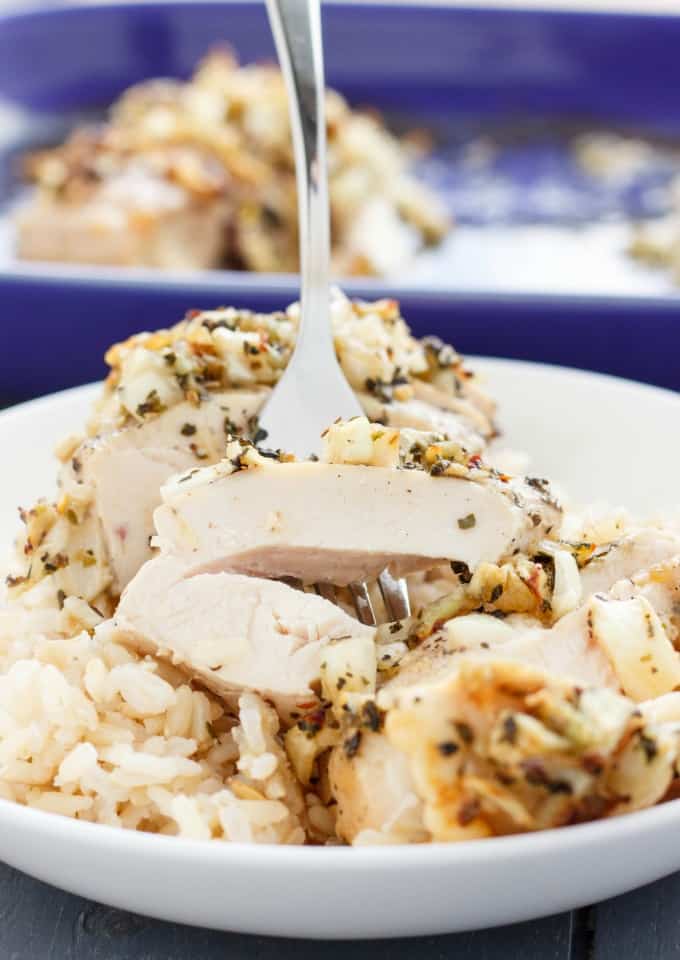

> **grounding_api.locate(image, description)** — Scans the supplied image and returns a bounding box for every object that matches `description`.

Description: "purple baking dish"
[1,1,680,401]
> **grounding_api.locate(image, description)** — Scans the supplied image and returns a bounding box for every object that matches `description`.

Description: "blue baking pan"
[2,271,679,401]
[1,1,680,401]
[3,1,680,129]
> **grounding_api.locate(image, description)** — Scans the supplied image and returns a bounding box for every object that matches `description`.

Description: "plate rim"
[0,771,678,868]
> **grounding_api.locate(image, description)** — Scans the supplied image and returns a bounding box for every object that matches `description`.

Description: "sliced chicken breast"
[328,556,680,844]
[331,659,680,844]
[155,451,559,586]
[385,605,619,697]
[390,557,680,704]
[109,555,374,719]
[9,295,496,610]
[8,390,267,604]
[64,389,268,591]
[579,528,680,596]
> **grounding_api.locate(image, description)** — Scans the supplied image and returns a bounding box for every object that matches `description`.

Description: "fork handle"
[265,0,333,355]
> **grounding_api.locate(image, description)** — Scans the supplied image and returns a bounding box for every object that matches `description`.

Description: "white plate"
[1,357,680,939]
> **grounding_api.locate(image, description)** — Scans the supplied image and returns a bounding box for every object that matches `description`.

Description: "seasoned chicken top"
[91,290,494,442]
[6,296,493,610]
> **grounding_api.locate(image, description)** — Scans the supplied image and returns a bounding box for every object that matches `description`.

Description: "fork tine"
[315,583,338,603]
[377,570,411,621]
[349,582,376,626]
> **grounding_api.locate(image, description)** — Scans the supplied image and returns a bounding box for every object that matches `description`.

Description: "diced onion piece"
[376,641,408,672]
[61,595,104,632]
[321,635,377,704]
[284,724,339,785]
[54,432,84,463]
[551,550,582,620]
[640,692,680,725]
[488,711,568,765]
[590,595,680,700]
[564,687,633,753]
[608,725,678,812]
[416,586,467,640]
[284,725,318,785]
[444,612,515,650]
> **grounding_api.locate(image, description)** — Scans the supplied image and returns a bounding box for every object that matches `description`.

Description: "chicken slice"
[156,463,542,584]
[107,555,375,720]
[18,52,448,277]
[387,605,619,696]
[326,555,680,844]
[391,554,680,703]
[330,659,680,844]
[7,390,266,604]
[579,528,680,596]
[154,425,560,586]
[63,389,268,591]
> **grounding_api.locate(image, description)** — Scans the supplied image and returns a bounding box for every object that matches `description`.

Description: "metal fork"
[260,0,410,626]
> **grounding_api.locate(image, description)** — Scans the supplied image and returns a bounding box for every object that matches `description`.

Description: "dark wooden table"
[0,862,677,959]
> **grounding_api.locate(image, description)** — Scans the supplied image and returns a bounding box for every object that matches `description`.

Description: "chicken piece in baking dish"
[328,554,680,843]
[6,295,494,610]
[17,51,449,276]
[16,145,232,271]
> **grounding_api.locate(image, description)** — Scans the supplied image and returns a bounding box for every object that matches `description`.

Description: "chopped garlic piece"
[118,348,183,422]
[322,417,400,467]
[54,432,84,463]
[321,635,377,704]
[590,594,680,700]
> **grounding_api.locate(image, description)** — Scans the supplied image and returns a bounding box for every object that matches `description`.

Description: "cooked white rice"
[0,602,309,843]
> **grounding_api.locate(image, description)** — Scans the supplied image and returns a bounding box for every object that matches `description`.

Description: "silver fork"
[260,0,410,626]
